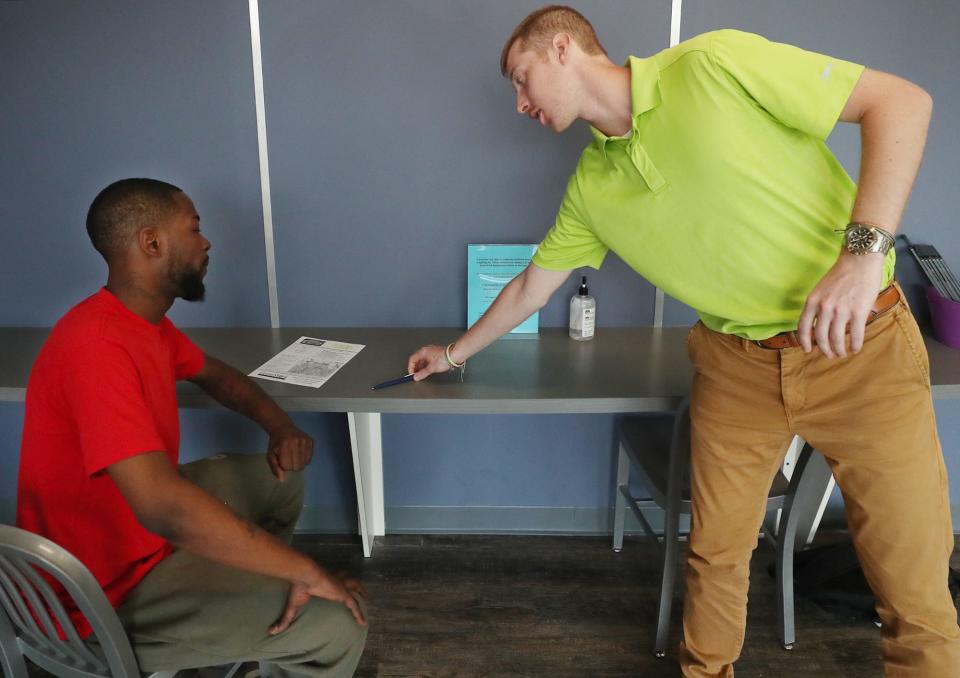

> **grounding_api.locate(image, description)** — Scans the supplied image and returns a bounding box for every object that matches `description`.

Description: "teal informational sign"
[467,244,539,333]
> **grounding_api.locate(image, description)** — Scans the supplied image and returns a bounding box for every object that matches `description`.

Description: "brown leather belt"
[755,284,901,350]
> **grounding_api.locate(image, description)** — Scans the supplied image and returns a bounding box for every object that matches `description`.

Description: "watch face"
[847,227,877,253]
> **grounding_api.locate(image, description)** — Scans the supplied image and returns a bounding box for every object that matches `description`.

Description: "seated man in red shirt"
[17,178,367,677]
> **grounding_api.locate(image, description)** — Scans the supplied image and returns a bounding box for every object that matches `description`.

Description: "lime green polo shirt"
[531,29,894,340]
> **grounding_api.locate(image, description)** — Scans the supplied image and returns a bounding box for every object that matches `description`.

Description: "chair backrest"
[0,524,141,678]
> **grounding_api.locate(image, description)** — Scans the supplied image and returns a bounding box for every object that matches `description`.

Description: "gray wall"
[0,0,271,328]
[1,0,958,532]
[259,0,664,328]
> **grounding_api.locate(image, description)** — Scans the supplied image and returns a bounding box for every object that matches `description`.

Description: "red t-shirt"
[17,288,205,637]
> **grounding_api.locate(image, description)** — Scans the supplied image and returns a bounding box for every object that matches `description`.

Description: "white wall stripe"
[654,0,683,327]
[670,0,683,47]
[248,0,281,328]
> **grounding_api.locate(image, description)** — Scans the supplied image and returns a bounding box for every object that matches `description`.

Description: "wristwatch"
[843,222,896,256]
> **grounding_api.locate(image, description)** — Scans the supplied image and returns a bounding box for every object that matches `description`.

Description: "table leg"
[347,412,385,557]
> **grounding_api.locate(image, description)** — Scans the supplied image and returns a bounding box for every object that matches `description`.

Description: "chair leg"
[776,511,796,651]
[654,498,681,658]
[776,445,833,651]
[0,614,29,678]
[612,443,630,552]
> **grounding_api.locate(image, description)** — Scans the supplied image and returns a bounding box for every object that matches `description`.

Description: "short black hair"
[85,178,183,261]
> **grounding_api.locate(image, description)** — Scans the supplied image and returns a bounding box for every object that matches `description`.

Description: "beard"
[169,255,206,302]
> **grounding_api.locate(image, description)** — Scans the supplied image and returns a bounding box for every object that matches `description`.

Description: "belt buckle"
[754,338,778,350]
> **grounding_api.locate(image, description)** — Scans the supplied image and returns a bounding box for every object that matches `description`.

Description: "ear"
[137,227,163,259]
[553,33,572,64]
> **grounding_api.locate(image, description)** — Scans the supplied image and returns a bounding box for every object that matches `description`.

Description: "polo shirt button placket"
[627,141,667,194]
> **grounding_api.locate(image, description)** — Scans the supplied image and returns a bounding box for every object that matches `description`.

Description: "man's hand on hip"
[797,252,886,358]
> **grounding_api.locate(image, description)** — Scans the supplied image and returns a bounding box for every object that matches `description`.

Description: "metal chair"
[612,398,828,656]
[0,523,268,678]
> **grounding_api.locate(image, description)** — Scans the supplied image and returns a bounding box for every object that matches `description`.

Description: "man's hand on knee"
[270,566,368,634]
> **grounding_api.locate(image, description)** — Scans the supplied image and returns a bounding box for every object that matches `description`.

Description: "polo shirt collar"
[590,55,662,153]
[627,55,662,118]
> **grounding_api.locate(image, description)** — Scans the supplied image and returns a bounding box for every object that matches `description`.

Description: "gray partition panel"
[258,0,670,328]
[0,0,270,327]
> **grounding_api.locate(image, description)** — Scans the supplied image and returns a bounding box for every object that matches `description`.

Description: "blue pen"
[372,373,415,390]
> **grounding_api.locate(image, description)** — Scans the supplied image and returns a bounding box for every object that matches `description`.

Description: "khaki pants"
[679,290,960,677]
[113,453,367,678]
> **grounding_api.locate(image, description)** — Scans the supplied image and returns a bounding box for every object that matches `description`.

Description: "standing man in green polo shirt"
[407,5,959,676]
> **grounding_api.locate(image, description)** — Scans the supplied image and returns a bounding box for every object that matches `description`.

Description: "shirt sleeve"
[709,29,865,141]
[531,172,608,271]
[161,319,206,380]
[61,341,167,476]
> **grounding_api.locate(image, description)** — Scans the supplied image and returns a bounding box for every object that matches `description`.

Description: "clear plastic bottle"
[569,275,596,341]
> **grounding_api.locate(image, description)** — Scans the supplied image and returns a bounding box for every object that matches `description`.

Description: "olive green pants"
[114,453,367,677]
[679,292,960,677]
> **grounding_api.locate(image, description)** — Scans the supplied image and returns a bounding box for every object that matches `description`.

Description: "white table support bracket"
[347,412,385,557]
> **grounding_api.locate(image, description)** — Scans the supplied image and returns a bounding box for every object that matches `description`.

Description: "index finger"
[269,601,300,635]
[299,439,314,468]
[275,444,298,472]
[848,310,869,354]
[342,592,366,626]
[814,308,835,359]
[407,347,427,375]
[797,300,817,353]
[285,438,309,471]
[301,433,315,454]
[267,450,285,482]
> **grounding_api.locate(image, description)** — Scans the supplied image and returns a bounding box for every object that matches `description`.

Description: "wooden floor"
[293,533,960,678]
[19,533,960,677]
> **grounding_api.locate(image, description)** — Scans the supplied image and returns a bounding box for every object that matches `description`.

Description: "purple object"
[926,286,960,349]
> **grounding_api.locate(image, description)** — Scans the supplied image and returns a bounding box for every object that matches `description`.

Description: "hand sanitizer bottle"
[569,275,596,341]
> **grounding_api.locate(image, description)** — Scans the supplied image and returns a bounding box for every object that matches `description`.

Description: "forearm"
[149,476,320,584]
[849,85,932,233]
[448,269,546,363]
[407,264,569,378]
[200,358,294,434]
